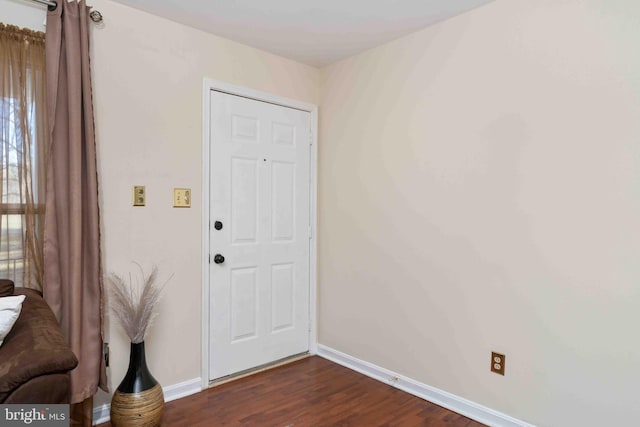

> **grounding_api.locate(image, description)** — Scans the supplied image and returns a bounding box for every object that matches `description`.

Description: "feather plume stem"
[107,264,170,343]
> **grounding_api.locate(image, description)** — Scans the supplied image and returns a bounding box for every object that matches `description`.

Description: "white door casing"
[208,90,312,380]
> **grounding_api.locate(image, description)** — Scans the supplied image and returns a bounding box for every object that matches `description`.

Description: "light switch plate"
[133,186,145,206]
[173,188,191,208]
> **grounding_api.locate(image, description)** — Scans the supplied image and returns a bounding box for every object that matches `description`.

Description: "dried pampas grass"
[107,264,170,344]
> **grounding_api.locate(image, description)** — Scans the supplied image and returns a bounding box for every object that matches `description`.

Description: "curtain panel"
[0,24,47,291]
[44,0,108,406]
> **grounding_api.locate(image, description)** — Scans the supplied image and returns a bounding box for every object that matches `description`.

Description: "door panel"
[230,158,259,244]
[271,263,295,332]
[209,90,311,380]
[230,267,257,342]
[272,161,295,242]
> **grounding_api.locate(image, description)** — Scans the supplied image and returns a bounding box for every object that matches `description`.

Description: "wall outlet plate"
[173,188,191,208]
[133,185,145,206]
[491,352,505,376]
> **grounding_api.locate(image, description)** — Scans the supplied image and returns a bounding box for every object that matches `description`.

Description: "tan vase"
[110,342,164,426]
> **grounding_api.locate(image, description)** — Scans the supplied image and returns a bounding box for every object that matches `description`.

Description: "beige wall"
[1,1,46,29]
[1,0,319,407]
[318,0,640,426]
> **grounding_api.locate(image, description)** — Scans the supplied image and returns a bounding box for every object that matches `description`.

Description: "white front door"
[209,90,311,380]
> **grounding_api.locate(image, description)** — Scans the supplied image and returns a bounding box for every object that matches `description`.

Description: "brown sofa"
[0,279,78,403]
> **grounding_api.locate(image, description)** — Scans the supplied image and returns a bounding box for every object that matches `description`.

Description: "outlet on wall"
[491,352,505,376]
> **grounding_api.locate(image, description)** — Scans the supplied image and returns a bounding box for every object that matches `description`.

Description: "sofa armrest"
[3,373,71,404]
[0,289,78,403]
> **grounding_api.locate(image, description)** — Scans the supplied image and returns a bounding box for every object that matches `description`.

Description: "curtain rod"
[29,0,56,10]
[27,0,104,23]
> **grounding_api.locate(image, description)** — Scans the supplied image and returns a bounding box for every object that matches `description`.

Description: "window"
[0,97,42,285]
[0,24,47,289]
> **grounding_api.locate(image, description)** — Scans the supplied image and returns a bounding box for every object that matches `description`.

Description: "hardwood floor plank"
[98,356,485,426]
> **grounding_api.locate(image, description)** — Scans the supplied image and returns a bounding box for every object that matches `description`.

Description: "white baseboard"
[93,403,110,426]
[162,377,203,402]
[316,344,535,427]
[93,377,202,425]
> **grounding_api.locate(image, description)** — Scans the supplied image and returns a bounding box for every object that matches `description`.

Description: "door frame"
[201,79,318,389]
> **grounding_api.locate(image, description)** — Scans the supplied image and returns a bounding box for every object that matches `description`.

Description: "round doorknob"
[214,221,223,230]
[213,254,225,264]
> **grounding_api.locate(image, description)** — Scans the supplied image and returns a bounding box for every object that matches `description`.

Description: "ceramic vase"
[110,342,164,427]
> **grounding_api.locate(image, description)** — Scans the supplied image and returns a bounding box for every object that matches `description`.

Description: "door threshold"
[208,352,309,388]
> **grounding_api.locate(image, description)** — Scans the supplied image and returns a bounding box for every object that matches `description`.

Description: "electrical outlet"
[103,343,110,367]
[491,352,505,376]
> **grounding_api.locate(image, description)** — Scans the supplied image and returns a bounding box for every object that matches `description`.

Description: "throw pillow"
[0,295,26,347]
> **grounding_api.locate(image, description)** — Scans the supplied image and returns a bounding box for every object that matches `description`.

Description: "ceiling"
[108,0,494,67]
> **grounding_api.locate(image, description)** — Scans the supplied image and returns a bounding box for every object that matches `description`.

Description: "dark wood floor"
[99,356,485,426]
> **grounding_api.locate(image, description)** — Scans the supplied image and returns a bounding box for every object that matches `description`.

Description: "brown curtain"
[0,24,47,290]
[44,0,107,411]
